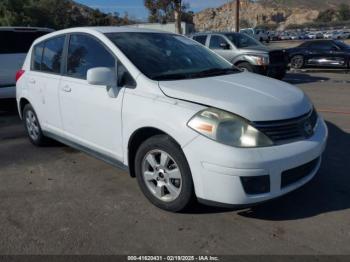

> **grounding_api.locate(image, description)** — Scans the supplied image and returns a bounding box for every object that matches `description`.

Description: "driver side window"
[67,34,115,80]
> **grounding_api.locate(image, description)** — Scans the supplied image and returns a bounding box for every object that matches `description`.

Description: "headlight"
[249,55,269,65]
[188,108,273,148]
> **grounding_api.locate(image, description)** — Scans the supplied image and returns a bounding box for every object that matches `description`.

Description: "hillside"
[0,0,133,29]
[193,0,348,32]
[259,0,349,10]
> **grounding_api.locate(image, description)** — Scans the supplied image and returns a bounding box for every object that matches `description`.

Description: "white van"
[240,28,269,43]
[0,27,53,99]
[16,27,327,212]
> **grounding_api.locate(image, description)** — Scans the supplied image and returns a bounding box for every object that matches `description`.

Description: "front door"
[59,34,125,160]
[208,35,235,62]
[306,41,347,68]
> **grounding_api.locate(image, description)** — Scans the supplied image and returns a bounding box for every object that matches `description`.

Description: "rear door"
[27,35,66,132]
[0,29,50,94]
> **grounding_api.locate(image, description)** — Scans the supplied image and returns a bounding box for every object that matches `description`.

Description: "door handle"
[62,85,72,92]
[29,79,36,84]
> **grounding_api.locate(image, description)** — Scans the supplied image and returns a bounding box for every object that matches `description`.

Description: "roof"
[29,26,172,47]
[79,26,169,34]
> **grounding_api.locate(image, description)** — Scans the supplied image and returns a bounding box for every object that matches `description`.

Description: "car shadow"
[283,72,330,84]
[187,121,350,218]
[0,99,18,117]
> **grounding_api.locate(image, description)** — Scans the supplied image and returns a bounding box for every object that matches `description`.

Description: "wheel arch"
[127,127,182,178]
[19,97,31,119]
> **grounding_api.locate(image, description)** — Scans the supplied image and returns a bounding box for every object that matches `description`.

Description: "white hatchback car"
[16,27,328,212]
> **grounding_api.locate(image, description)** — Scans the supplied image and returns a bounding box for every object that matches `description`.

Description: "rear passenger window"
[67,34,115,79]
[193,35,207,45]
[41,36,65,74]
[33,42,45,71]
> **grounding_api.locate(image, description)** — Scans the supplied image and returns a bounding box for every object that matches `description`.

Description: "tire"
[134,135,194,212]
[236,62,254,72]
[23,104,49,146]
[290,55,304,69]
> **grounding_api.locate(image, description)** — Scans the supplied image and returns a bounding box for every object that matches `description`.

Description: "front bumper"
[183,117,328,206]
[252,64,287,79]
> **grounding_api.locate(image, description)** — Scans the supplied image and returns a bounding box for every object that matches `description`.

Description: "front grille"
[253,109,318,144]
[269,50,288,64]
[281,158,320,188]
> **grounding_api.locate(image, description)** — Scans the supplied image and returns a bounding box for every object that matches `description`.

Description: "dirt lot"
[1,69,349,255]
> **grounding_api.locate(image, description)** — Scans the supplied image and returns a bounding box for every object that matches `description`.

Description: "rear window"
[193,35,207,45]
[0,30,49,54]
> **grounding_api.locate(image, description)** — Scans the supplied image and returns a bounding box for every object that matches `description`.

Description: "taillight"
[15,69,25,82]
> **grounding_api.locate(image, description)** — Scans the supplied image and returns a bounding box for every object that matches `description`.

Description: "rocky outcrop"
[193,0,319,32]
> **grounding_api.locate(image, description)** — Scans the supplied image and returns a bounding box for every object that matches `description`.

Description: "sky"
[75,0,230,21]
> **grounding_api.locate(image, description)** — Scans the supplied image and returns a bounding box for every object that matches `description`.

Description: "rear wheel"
[134,135,194,212]
[290,55,304,69]
[23,104,49,146]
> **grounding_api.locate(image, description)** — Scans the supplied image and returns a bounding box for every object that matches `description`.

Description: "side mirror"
[87,67,117,87]
[220,42,230,50]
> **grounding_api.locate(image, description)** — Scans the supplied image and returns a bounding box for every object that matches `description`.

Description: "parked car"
[0,27,53,99]
[299,33,310,40]
[307,32,317,39]
[332,31,350,40]
[191,32,287,79]
[17,27,327,212]
[288,40,350,69]
[323,31,333,39]
[280,32,291,40]
[289,33,299,40]
[240,28,269,43]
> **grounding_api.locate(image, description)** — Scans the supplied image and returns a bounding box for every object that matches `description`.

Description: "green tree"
[144,0,184,34]
[337,3,350,21]
[316,9,336,23]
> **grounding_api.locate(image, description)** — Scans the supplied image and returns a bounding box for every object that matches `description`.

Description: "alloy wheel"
[142,149,182,202]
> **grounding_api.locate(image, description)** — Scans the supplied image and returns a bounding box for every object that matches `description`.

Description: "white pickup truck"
[0,27,53,99]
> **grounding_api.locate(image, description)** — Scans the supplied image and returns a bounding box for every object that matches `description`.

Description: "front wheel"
[135,135,194,212]
[236,62,254,72]
[290,55,304,69]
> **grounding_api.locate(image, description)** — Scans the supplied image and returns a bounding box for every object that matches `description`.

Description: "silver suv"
[191,32,287,80]
[0,27,53,99]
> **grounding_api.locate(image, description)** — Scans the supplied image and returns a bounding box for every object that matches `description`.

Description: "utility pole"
[235,0,240,32]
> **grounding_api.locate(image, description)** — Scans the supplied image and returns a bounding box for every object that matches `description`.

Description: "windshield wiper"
[153,73,191,81]
[190,67,239,78]
[153,68,239,81]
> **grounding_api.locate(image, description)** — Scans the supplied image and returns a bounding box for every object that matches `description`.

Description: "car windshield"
[225,33,263,49]
[335,40,350,49]
[106,32,239,81]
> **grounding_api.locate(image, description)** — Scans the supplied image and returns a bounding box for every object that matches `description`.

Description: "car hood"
[158,72,311,121]
[240,45,269,53]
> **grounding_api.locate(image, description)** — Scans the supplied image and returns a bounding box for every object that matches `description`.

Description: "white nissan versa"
[16,27,328,212]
